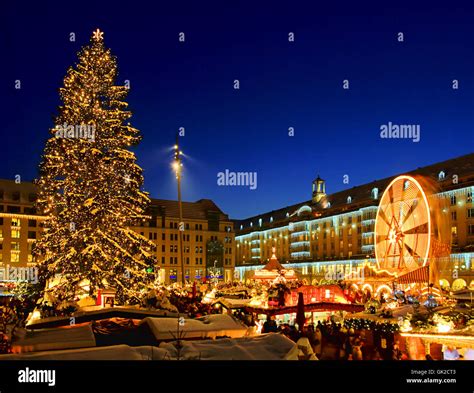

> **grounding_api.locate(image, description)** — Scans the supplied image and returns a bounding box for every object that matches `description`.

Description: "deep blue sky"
[1,1,473,219]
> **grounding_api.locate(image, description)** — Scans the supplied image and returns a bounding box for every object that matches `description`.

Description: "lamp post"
[173,136,186,285]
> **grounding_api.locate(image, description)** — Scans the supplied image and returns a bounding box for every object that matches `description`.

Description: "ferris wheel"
[374,175,432,272]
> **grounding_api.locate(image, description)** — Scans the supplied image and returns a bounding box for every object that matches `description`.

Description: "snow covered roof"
[159,333,295,360]
[0,345,168,360]
[11,323,96,353]
[140,314,252,341]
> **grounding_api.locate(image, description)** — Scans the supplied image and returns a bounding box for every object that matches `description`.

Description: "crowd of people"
[259,317,409,360]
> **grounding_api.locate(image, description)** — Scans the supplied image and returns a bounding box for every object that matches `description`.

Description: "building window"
[24,207,36,215]
[11,229,20,239]
[467,191,473,203]
[7,206,20,213]
[467,208,474,218]
[28,231,36,239]
[11,242,20,251]
[11,218,21,227]
[451,211,457,221]
[451,195,457,206]
[11,253,19,263]
[451,226,458,237]
[468,224,474,235]
[347,196,352,204]
[28,219,36,227]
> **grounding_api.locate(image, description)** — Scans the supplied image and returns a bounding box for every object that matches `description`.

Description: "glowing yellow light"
[436,322,452,333]
[399,319,413,332]
[388,228,397,244]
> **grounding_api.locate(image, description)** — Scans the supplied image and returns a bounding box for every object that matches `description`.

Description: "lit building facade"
[234,154,474,292]
[0,180,235,284]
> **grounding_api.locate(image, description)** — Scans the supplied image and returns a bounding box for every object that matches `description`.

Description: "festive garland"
[344,318,400,334]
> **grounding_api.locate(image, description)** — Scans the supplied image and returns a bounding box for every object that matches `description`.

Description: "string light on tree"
[34,29,156,305]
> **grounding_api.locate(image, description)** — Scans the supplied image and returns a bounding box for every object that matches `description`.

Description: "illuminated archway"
[375,284,392,296]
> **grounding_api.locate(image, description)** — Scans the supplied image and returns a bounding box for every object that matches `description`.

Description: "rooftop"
[234,152,474,234]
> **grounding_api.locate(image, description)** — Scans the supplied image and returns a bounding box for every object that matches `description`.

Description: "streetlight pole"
[173,136,186,285]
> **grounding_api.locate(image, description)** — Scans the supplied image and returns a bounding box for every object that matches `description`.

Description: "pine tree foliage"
[34,30,155,305]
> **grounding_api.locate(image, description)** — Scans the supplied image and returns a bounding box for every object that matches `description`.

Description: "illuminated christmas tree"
[34,29,155,305]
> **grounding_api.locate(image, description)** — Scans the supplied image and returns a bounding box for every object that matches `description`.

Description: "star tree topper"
[92,28,104,41]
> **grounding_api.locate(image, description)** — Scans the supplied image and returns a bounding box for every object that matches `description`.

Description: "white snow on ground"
[159,333,296,360]
[140,314,253,341]
[0,345,168,360]
[11,323,96,353]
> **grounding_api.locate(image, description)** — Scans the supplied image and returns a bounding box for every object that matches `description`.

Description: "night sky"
[1,1,473,219]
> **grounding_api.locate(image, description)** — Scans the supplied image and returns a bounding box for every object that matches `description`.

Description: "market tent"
[213,297,252,309]
[284,337,318,360]
[11,323,96,353]
[140,314,252,341]
[159,333,295,360]
[0,345,167,360]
